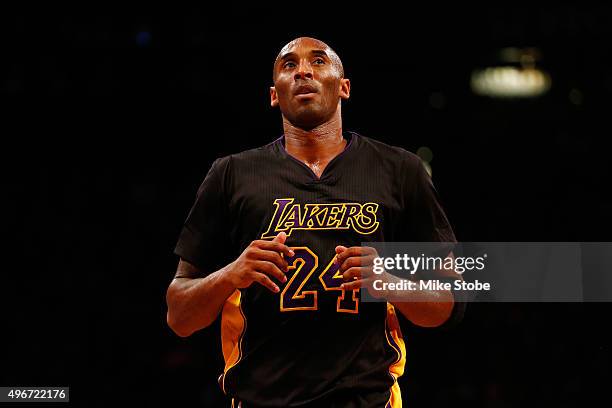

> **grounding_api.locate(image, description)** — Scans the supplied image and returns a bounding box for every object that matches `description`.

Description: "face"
[270,38,350,130]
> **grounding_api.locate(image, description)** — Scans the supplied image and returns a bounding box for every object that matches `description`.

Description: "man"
[166,37,462,408]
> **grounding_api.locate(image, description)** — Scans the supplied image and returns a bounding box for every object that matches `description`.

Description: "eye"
[283,61,296,69]
[313,58,325,65]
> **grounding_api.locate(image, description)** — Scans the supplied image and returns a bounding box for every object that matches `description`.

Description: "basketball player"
[166,37,463,408]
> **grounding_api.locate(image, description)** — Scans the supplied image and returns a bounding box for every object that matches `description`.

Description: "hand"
[224,232,294,293]
[335,245,389,299]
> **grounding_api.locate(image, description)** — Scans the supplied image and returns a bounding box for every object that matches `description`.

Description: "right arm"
[166,233,293,337]
[166,260,237,338]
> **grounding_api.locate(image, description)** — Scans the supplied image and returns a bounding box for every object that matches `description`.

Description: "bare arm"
[336,246,462,328]
[166,232,293,337]
[383,270,457,328]
[166,260,236,337]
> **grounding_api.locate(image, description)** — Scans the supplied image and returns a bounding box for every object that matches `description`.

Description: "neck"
[282,106,346,166]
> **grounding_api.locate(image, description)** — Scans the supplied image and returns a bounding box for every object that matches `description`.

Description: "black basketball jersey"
[174,131,456,408]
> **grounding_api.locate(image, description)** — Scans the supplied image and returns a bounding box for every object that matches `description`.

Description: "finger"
[340,254,376,272]
[339,256,361,272]
[253,249,289,272]
[255,260,288,284]
[335,246,376,261]
[272,231,287,244]
[335,246,364,264]
[333,246,347,264]
[340,279,364,291]
[342,267,364,281]
[252,272,280,293]
[257,240,295,257]
[361,246,378,255]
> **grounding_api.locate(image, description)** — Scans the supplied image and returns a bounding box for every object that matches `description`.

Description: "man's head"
[270,37,350,130]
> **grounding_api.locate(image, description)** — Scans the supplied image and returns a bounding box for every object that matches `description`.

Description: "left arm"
[382,252,461,327]
[336,246,462,327]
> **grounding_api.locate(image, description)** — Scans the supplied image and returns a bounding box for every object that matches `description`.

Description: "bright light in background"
[471,47,551,98]
[471,67,550,98]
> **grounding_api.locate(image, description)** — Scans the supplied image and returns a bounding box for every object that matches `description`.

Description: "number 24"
[280,247,359,314]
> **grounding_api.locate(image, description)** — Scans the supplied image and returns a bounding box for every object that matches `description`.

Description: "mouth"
[294,84,318,96]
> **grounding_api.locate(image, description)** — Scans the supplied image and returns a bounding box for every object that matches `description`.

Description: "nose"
[294,59,313,80]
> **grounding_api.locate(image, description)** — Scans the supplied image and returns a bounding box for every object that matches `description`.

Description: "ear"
[339,78,350,100]
[270,86,279,107]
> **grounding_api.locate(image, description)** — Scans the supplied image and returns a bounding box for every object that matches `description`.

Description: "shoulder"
[201,139,282,194]
[208,138,280,172]
[351,131,423,172]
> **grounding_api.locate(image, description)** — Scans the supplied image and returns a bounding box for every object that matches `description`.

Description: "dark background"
[2,4,611,407]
